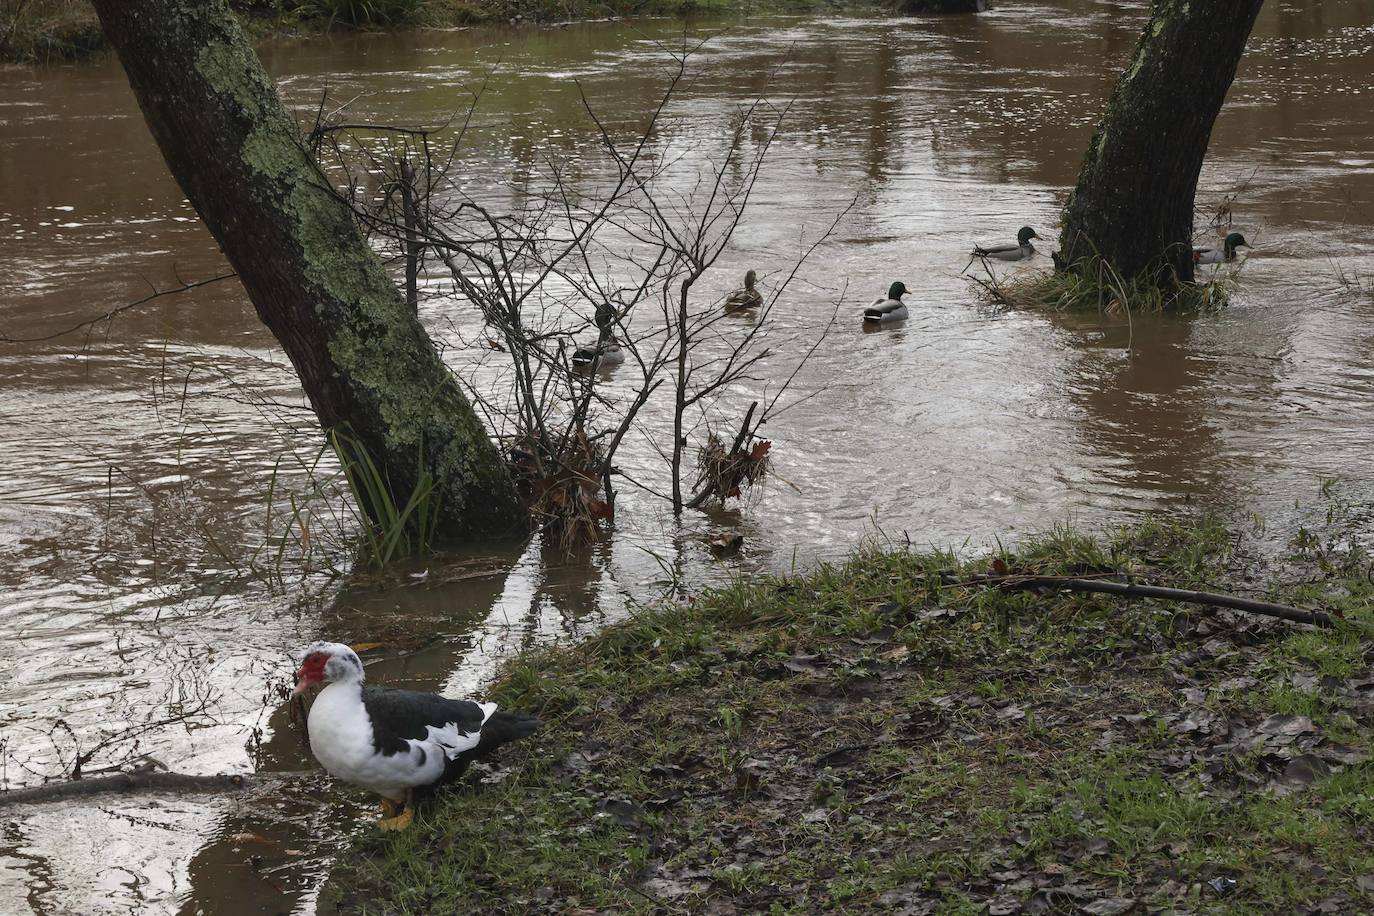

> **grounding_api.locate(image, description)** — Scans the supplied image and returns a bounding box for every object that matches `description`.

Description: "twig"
[1,272,238,344]
[939,573,1336,628]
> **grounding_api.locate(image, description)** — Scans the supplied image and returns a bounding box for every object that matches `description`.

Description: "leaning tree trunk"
[1056,0,1265,285]
[91,0,526,540]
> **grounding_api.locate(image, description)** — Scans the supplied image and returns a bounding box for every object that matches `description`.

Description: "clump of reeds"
[973,256,1236,316]
[328,426,442,566]
[0,0,104,64]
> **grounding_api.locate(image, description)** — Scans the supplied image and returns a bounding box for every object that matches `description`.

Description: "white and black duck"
[291,641,541,831]
[724,269,764,310]
[972,226,1041,262]
[571,333,625,369]
[1194,232,1252,266]
[863,281,910,323]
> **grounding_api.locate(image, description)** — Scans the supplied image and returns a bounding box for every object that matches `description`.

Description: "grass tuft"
[328,425,441,566]
[974,257,1238,316]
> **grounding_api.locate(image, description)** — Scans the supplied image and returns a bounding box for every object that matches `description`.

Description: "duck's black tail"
[438,712,542,787]
[482,711,542,746]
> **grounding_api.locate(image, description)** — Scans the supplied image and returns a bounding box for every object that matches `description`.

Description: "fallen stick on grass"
[938,573,1337,629]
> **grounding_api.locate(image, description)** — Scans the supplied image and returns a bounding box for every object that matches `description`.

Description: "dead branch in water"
[939,572,1337,628]
[688,401,769,509]
[0,271,239,344]
[0,770,256,807]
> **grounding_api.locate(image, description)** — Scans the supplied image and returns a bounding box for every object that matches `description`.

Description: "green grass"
[0,0,103,63]
[327,425,441,566]
[320,514,1374,913]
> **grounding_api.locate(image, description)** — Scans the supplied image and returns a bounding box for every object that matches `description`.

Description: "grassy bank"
[323,514,1374,914]
[0,0,848,64]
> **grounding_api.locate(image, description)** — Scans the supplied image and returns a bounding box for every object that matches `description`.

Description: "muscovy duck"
[1194,232,1252,266]
[973,226,1041,262]
[291,641,541,831]
[863,281,911,323]
[724,269,764,310]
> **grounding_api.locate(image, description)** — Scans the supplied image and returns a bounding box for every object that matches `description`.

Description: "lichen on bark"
[94,0,527,541]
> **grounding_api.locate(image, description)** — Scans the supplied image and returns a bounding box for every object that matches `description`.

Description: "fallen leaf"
[230,832,274,846]
[880,645,910,663]
[1284,753,1331,785]
[987,895,1021,915]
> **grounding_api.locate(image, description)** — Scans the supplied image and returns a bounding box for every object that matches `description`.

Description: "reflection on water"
[1,2,1373,912]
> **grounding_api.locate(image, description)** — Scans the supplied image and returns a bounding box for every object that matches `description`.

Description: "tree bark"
[90,0,526,540]
[1056,0,1265,285]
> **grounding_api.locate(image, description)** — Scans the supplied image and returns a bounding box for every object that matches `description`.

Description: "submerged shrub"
[974,257,1236,315]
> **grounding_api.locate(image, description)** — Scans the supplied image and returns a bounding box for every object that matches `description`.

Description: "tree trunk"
[90,0,526,541]
[1056,0,1265,285]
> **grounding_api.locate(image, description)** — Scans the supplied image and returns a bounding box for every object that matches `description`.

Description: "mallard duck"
[291,642,540,831]
[863,282,910,323]
[572,334,625,369]
[594,300,616,335]
[973,226,1041,262]
[1194,232,1252,266]
[724,269,764,310]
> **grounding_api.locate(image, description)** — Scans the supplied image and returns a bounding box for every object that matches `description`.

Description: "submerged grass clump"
[323,513,1374,914]
[328,425,441,566]
[977,258,1236,315]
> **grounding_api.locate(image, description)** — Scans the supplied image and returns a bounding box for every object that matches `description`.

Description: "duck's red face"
[291,651,329,697]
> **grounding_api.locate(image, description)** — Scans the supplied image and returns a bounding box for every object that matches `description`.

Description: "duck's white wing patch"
[422,720,482,759]
[479,701,498,724]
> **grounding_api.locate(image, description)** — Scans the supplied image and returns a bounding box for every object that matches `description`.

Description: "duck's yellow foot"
[376,806,414,832]
[379,797,400,819]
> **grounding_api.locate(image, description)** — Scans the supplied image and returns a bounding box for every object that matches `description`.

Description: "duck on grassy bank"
[1194,232,1252,266]
[972,226,1041,262]
[291,642,540,831]
[863,281,910,323]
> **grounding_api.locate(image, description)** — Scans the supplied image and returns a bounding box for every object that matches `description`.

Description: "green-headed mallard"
[724,269,764,310]
[863,281,910,323]
[1194,232,1252,266]
[572,334,625,369]
[973,226,1041,262]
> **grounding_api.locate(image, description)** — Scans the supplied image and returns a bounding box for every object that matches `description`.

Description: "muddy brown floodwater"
[1,3,1372,913]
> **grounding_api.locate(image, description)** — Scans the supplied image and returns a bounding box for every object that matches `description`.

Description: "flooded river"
[2,2,1373,912]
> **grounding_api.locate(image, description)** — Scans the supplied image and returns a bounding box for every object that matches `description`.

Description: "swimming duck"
[572,334,625,369]
[973,226,1041,262]
[724,269,764,310]
[594,300,616,335]
[292,642,541,831]
[863,282,910,323]
[1193,232,1252,266]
